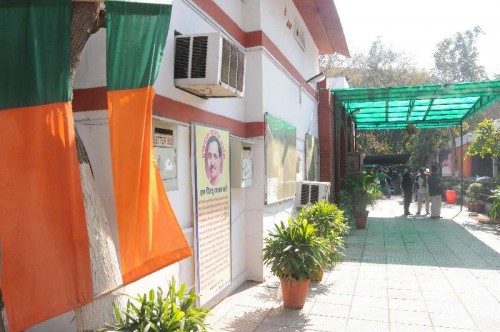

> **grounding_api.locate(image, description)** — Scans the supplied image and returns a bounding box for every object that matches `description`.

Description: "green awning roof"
[331,80,500,130]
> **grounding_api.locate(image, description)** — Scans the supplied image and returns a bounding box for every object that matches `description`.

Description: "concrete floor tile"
[429,312,478,330]
[389,309,432,325]
[254,324,302,332]
[315,293,352,305]
[387,279,421,290]
[353,286,387,298]
[351,295,388,309]
[390,322,434,332]
[425,300,468,314]
[345,319,390,332]
[304,315,347,331]
[349,306,389,322]
[262,308,309,328]
[309,302,350,318]
[389,298,427,311]
[388,288,424,300]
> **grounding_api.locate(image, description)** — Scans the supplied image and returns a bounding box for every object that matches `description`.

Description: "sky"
[335,0,500,77]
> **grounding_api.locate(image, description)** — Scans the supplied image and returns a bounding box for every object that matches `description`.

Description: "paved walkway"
[207,197,500,331]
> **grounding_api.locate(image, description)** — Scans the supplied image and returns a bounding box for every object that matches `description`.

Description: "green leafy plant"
[103,278,209,332]
[489,187,500,220]
[296,201,349,269]
[466,182,483,203]
[262,217,330,281]
[467,119,500,160]
[342,172,382,213]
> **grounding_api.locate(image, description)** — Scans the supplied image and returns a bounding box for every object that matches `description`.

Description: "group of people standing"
[401,165,442,219]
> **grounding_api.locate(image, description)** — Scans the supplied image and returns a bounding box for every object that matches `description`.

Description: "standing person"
[415,167,430,215]
[428,165,442,219]
[376,168,391,198]
[401,168,414,215]
[385,167,393,198]
[392,168,401,195]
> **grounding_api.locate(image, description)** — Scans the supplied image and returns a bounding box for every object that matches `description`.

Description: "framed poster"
[264,113,296,204]
[193,124,231,306]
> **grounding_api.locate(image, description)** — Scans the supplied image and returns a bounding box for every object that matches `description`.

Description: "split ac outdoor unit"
[295,181,331,208]
[174,32,246,98]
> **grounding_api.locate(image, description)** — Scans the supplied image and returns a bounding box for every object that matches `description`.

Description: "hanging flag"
[106,0,192,284]
[0,1,92,331]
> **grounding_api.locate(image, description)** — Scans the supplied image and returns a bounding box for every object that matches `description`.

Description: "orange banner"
[0,102,92,332]
[107,86,191,283]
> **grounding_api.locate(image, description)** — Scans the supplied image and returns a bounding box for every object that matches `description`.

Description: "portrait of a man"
[204,135,223,186]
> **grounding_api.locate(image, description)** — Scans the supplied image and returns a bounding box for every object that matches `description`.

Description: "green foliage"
[262,218,330,281]
[467,119,500,159]
[489,187,500,220]
[342,172,382,212]
[296,201,350,269]
[103,278,209,332]
[407,128,449,169]
[466,182,483,203]
[433,26,488,83]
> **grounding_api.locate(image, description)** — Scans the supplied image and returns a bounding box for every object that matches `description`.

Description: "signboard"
[193,124,231,306]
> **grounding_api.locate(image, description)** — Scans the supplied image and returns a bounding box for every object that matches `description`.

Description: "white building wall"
[260,0,320,79]
[36,0,326,329]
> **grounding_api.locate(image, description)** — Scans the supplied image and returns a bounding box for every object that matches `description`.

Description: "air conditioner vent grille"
[300,184,310,205]
[310,185,319,203]
[220,39,231,85]
[229,45,238,87]
[236,49,245,91]
[190,36,208,78]
[174,37,190,79]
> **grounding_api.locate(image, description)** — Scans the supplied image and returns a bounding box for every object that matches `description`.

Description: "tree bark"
[70,4,124,331]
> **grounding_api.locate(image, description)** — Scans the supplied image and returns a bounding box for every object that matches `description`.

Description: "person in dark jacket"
[401,168,414,215]
[428,165,442,219]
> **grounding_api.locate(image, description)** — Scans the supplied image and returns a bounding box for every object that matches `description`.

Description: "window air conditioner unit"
[295,181,331,208]
[174,32,246,98]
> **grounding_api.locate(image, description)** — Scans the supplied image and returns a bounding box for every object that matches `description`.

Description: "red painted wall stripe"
[73,87,264,138]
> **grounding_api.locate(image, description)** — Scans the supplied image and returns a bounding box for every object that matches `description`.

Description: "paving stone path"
[207,198,500,331]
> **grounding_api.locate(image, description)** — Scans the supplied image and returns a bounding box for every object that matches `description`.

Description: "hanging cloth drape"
[0,1,92,331]
[106,0,191,284]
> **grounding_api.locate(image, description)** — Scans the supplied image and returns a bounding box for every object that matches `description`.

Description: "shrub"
[262,217,330,281]
[103,278,209,332]
[489,187,500,220]
[296,201,350,269]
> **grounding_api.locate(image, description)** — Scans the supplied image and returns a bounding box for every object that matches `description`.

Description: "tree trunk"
[70,4,125,331]
[74,131,124,331]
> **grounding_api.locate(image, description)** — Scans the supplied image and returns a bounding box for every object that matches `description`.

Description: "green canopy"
[331,80,500,130]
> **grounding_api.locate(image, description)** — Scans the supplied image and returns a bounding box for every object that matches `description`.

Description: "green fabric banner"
[106,1,172,91]
[0,0,71,110]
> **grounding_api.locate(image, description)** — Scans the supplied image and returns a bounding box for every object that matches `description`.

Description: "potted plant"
[262,217,330,309]
[102,278,209,331]
[342,172,382,229]
[295,201,350,281]
[466,182,482,212]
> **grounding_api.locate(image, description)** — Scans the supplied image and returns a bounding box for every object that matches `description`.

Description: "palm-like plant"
[262,218,330,281]
[104,278,209,332]
[296,201,349,269]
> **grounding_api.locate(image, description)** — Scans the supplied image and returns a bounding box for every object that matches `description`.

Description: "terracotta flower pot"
[476,202,485,213]
[354,210,369,229]
[280,278,310,309]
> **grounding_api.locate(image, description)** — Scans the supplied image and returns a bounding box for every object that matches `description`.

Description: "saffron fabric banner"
[193,124,231,306]
[0,1,92,331]
[106,1,191,284]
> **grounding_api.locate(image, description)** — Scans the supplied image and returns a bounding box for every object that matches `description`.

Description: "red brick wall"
[318,80,335,200]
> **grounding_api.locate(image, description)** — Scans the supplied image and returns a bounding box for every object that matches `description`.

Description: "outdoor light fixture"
[305,72,326,84]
